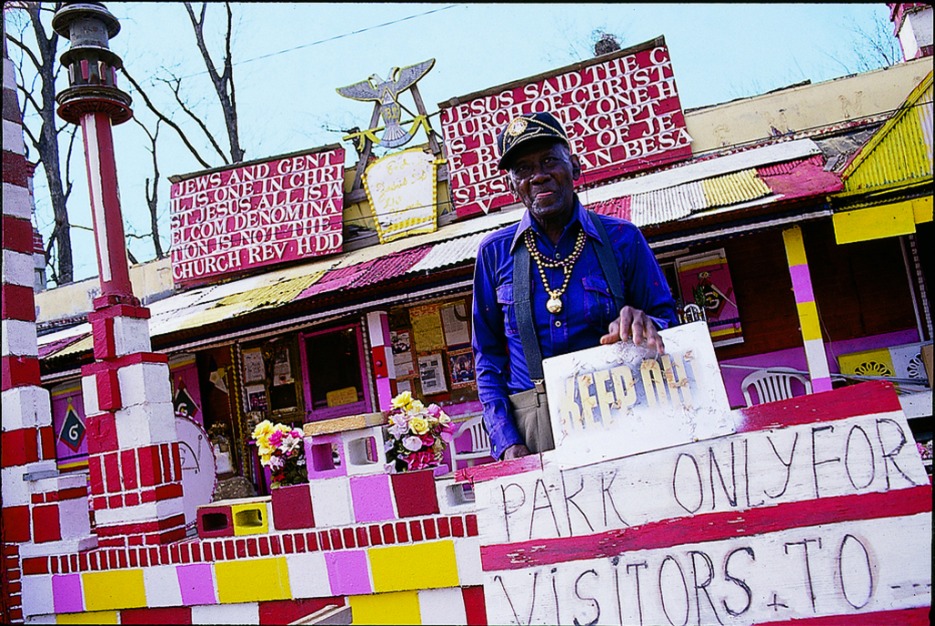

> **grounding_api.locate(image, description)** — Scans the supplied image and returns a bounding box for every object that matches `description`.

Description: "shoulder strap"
[513,239,545,381]
[588,211,625,311]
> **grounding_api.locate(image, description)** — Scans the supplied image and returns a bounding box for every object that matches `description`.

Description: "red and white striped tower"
[52,2,186,547]
[2,12,58,622]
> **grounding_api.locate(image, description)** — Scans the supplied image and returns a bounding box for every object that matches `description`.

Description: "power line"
[173,4,460,81]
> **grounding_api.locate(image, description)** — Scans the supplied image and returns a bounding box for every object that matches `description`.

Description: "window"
[300,324,370,421]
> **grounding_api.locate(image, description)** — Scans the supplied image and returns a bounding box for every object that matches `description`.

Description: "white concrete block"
[2,182,32,220]
[80,374,100,417]
[23,613,56,624]
[192,602,259,625]
[18,535,97,558]
[93,496,183,525]
[453,537,483,586]
[3,118,26,156]
[3,57,18,90]
[2,319,38,357]
[117,361,173,406]
[366,311,387,346]
[112,315,153,356]
[308,476,354,528]
[435,477,477,515]
[2,249,35,288]
[2,465,36,507]
[418,587,467,625]
[143,565,183,607]
[343,425,388,477]
[2,386,52,430]
[114,401,178,448]
[286,551,332,598]
[20,575,53,617]
[58,497,92,540]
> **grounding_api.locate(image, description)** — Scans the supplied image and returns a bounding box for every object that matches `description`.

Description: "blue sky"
[10,3,897,283]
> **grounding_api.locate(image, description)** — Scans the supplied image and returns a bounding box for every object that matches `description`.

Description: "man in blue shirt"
[472,111,678,460]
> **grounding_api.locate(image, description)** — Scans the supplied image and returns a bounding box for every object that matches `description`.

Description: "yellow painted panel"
[781,226,807,266]
[81,569,147,611]
[57,611,119,624]
[216,557,291,603]
[349,590,422,625]
[838,348,896,378]
[231,501,269,536]
[833,201,917,244]
[369,540,459,593]
[911,196,933,224]
[795,301,823,342]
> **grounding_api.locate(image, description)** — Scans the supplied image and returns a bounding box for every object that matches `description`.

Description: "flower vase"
[271,482,315,530]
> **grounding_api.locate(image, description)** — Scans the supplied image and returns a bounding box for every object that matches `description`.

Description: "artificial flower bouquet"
[385,391,455,472]
[251,420,308,487]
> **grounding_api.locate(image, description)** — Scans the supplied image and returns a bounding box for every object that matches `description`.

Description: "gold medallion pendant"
[525,228,586,316]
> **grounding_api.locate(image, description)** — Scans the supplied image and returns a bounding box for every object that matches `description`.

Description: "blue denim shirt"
[471,200,678,459]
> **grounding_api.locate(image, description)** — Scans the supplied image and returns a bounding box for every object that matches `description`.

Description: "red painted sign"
[169,146,346,287]
[440,38,692,218]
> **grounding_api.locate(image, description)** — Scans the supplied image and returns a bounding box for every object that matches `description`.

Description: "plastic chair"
[448,414,492,470]
[741,367,812,406]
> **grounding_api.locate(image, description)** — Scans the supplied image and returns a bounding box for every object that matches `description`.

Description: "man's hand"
[600,305,665,355]
[502,444,531,460]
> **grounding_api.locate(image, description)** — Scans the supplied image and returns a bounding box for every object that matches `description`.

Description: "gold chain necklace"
[524,228,587,314]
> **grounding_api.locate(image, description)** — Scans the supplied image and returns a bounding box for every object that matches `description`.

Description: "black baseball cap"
[496,112,571,170]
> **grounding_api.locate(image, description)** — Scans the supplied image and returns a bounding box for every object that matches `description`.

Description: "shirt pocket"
[496,283,519,336]
[582,275,618,328]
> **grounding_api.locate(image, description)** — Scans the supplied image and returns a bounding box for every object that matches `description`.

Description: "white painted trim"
[82,115,112,283]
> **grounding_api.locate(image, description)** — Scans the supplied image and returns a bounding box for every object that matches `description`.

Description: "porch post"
[366,311,396,410]
[782,226,834,392]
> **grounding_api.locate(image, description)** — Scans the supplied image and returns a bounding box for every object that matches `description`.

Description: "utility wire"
[173,4,460,81]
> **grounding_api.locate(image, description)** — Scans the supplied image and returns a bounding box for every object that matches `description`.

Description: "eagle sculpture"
[336,58,435,148]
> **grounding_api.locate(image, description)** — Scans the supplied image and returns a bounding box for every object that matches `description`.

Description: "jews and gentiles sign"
[169,146,345,287]
[439,37,693,219]
[459,323,931,625]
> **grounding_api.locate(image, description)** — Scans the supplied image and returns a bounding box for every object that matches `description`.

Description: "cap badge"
[506,118,528,137]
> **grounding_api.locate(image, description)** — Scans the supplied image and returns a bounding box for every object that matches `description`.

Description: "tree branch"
[157,73,229,164]
[120,66,213,169]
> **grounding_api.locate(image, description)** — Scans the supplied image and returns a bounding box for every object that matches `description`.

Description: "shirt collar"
[509,195,600,254]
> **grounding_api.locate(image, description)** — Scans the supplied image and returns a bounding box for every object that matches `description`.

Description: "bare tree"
[828,11,902,75]
[5,1,77,284]
[132,116,166,259]
[183,1,244,163]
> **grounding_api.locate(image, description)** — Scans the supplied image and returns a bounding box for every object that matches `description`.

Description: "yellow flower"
[409,400,425,413]
[392,391,413,410]
[252,420,275,445]
[409,416,429,435]
[438,411,450,424]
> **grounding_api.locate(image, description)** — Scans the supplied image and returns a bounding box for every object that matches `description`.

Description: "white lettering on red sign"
[168,147,346,286]
[440,44,693,218]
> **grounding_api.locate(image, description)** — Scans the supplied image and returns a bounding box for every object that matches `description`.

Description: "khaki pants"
[508,381,554,454]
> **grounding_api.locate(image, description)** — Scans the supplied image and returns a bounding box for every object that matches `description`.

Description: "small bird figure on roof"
[337,59,435,148]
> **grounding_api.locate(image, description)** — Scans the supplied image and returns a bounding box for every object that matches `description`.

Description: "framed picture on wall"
[418,353,447,395]
[242,348,265,383]
[448,347,476,389]
[391,330,416,378]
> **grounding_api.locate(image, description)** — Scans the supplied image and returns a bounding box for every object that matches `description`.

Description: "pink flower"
[405,449,437,471]
[420,434,436,447]
[402,435,423,452]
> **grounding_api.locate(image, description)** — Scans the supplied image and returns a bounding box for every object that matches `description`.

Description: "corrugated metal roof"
[407,231,492,274]
[843,71,933,190]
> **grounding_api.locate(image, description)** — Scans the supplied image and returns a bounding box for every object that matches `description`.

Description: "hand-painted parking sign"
[58,400,85,452]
